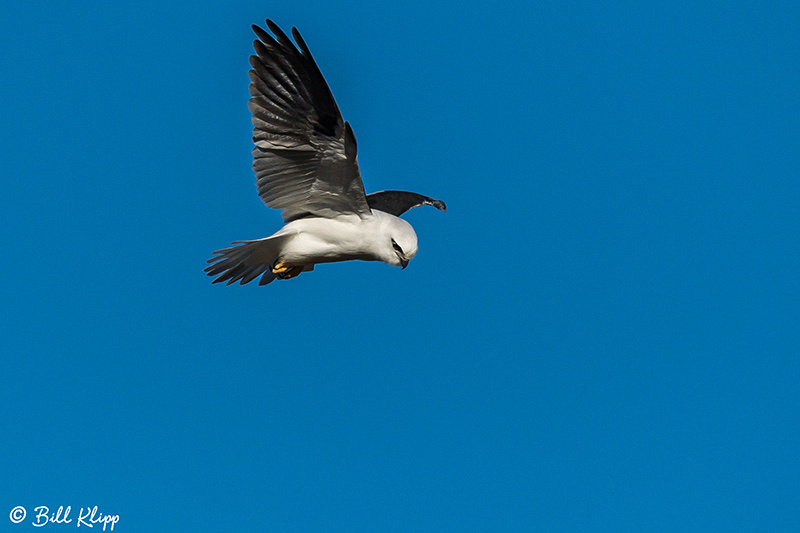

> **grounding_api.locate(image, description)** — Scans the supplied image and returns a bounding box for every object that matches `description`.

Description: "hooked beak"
[399,256,409,270]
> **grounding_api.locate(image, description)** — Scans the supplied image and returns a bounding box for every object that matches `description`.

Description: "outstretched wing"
[366,190,447,217]
[249,20,370,222]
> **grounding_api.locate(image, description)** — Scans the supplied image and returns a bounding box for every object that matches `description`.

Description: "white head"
[372,210,418,269]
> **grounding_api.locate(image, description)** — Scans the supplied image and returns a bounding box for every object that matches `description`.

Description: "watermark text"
[9,506,119,530]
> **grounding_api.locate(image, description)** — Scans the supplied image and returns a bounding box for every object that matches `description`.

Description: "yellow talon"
[281,267,303,279]
[271,261,290,274]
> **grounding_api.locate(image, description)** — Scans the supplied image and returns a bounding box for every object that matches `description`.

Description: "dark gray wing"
[365,190,447,217]
[249,20,370,222]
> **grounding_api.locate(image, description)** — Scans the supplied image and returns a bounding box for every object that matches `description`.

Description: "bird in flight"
[206,19,446,286]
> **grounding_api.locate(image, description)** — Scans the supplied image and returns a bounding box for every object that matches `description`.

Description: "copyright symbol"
[9,506,26,523]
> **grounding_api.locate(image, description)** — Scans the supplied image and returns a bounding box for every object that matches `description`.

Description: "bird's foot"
[271,261,290,274]
[277,267,303,280]
[272,261,302,279]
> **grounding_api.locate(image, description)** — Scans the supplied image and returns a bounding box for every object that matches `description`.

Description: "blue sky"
[2,0,799,530]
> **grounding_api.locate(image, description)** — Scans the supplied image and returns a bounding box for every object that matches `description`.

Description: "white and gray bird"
[206,19,446,286]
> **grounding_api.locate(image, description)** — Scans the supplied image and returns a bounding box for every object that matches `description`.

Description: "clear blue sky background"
[2,1,799,530]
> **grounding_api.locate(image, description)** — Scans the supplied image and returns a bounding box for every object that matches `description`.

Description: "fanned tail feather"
[205,234,292,286]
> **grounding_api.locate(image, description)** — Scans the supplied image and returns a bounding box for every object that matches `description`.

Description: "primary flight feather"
[206,19,446,286]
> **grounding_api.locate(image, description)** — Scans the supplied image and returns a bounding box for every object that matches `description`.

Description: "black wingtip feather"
[291,27,309,54]
[431,199,447,211]
[265,19,294,50]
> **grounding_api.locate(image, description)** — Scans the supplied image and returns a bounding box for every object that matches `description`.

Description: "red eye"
[391,239,403,254]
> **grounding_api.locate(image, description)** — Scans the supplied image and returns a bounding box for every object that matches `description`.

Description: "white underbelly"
[280,234,342,263]
[276,216,376,265]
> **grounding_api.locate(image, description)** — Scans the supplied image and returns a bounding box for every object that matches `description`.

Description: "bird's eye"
[391,239,403,254]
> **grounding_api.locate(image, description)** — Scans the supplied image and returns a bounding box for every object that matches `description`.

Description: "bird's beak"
[400,257,409,270]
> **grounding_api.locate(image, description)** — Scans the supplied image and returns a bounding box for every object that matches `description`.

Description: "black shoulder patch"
[344,121,357,160]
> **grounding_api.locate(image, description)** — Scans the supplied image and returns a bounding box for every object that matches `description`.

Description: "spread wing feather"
[366,190,447,217]
[249,20,370,222]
